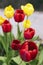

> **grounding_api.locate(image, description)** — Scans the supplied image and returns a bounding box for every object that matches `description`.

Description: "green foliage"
[10,60,18,65]
[12,56,26,65]
[30,59,38,65]
[0,60,3,65]
[0,22,43,65]
[38,50,43,65]
[32,36,39,41]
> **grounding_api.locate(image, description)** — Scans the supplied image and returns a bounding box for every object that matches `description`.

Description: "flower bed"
[0,3,43,65]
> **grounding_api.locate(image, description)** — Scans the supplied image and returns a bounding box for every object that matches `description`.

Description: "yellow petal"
[23,20,31,28]
[21,5,24,10]
[25,3,34,7]
[4,5,14,18]
[0,16,5,25]
[21,3,34,16]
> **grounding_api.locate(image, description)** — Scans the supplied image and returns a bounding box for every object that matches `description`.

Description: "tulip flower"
[2,20,12,33]
[21,3,34,16]
[0,16,5,25]
[14,9,25,22]
[11,40,21,50]
[4,5,14,18]
[23,20,31,28]
[20,41,38,62]
[24,28,35,39]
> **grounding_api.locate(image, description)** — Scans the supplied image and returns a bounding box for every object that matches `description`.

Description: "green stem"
[17,23,20,40]
[4,33,10,65]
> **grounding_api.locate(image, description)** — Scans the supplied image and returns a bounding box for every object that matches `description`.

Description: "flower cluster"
[0,3,38,63]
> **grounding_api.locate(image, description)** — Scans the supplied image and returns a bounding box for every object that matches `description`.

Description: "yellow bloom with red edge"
[0,16,5,25]
[21,3,34,16]
[23,20,31,28]
[4,5,14,18]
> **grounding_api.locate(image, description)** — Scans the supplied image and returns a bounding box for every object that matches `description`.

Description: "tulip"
[20,41,38,62]
[24,28,35,39]
[21,3,34,16]
[23,20,31,28]
[0,16,5,25]
[14,9,25,22]
[11,40,21,50]
[4,5,14,18]
[2,20,12,33]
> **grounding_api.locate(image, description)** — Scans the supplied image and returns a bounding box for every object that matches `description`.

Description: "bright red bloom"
[24,28,35,39]
[14,9,25,22]
[20,41,38,62]
[2,20,12,33]
[11,40,21,50]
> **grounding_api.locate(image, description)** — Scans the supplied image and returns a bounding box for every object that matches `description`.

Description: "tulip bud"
[24,28,35,39]
[11,40,21,50]
[14,9,25,22]
[2,20,12,33]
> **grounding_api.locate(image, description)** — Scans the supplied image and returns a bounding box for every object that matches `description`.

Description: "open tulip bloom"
[0,3,43,65]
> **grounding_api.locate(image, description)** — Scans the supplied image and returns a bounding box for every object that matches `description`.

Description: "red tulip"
[20,41,38,62]
[14,9,25,22]
[24,28,35,39]
[2,20,12,33]
[11,40,21,50]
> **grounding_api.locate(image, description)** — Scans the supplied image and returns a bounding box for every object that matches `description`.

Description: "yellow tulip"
[23,20,31,28]
[4,5,14,18]
[21,3,34,16]
[0,16,5,25]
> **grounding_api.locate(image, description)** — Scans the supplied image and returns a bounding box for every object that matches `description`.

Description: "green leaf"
[38,50,43,65]
[0,35,7,52]
[30,59,38,65]
[2,63,7,65]
[20,61,26,65]
[32,36,39,41]
[9,32,15,44]
[10,60,18,65]
[36,41,40,48]
[17,23,22,40]
[12,56,22,64]
[0,56,6,62]
[12,56,26,65]
[0,60,4,65]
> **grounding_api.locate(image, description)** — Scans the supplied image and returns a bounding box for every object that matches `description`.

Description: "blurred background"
[0,0,43,11]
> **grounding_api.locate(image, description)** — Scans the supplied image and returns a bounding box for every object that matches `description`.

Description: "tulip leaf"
[30,59,38,65]
[2,63,7,65]
[38,50,43,65]
[32,36,39,41]
[0,56,6,62]
[20,61,26,65]
[0,60,4,65]
[17,23,22,40]
[10,60,18,65]
[12,56,22,64]
[12,56,26,65]
[0,35,7,52]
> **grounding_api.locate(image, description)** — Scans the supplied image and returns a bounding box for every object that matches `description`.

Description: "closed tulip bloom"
[24,28,35,39]
[23,20,31,28]
[14,9,25,22]
[20,41,38,62]
[21,3,34,16]
[11,40,21,50]
[4,5,14,18]
[2,20,12,33]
